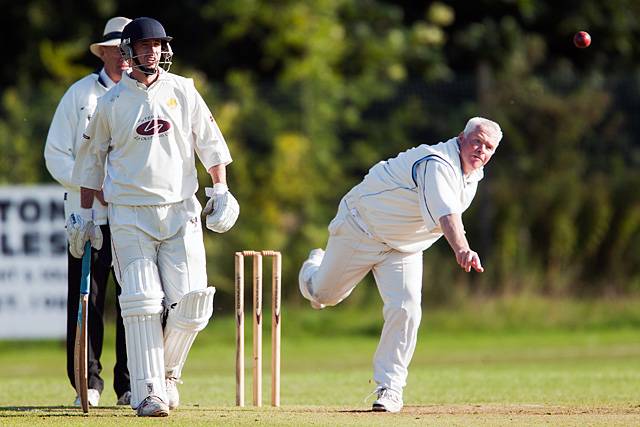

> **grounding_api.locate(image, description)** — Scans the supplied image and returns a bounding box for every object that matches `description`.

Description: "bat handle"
[80,241,91,295]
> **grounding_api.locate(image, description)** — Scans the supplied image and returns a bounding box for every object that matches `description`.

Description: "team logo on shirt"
[166,97,178,109]
[134,115,172,142]
[136,118,172,136]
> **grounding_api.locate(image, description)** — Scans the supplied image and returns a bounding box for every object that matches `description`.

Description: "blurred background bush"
[3,0,640,313]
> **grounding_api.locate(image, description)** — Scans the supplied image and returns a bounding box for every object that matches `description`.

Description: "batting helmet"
[120,17,173,74]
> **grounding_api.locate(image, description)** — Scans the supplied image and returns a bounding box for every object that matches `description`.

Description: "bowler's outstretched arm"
[439,213,484,273]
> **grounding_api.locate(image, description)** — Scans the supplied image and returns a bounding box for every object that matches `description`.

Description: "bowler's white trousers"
[301,199,423,393]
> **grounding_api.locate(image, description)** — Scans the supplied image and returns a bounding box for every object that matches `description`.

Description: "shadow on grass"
[0,406,132,417]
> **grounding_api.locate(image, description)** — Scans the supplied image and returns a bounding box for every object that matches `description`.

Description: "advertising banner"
[0,185,67,339]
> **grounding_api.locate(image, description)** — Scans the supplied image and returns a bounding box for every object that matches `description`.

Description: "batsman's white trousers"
[109,196,208,407]
[108,196,208,306]
[300,199,423,393]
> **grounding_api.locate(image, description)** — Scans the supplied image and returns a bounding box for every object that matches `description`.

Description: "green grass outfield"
[0,296,639,425]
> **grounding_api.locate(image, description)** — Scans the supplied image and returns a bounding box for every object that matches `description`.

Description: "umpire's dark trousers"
[66,224,130,398]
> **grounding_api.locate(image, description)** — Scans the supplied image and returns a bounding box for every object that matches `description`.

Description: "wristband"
[79,208,94,221]
[206,183,229,197]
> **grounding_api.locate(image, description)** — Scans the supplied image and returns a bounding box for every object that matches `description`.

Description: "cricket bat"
[74,241,91,413]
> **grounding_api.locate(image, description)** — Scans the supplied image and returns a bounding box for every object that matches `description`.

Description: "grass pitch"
[0,296,639,425]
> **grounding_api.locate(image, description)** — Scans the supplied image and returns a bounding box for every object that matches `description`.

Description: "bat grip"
[79,241,91,295]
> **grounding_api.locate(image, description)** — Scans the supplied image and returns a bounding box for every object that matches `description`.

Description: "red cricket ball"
[573,31,591,48]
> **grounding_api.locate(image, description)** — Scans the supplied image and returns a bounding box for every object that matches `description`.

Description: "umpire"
[44,16,132,406]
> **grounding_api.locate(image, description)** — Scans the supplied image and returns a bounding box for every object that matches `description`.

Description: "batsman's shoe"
[298,248,326,309]
[372,387,403,413]
[136,395,169,417]
[116,391,131,406]
[73,388,100,407]
[166,377,181,410]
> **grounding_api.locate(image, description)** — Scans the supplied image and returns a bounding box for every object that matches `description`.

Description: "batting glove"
[203,184,239,233]
[65,208,103,258]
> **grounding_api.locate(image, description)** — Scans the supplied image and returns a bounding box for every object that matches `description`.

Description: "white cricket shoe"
[166,377,181,410]
[136,395,169,417]
[372,387,403,413]
[298,248,326,309]
[73,388,100,407]
[116,391,131,406]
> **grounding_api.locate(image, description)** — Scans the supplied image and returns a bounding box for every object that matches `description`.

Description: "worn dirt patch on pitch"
[405,404,640,416]
[336,404,640,416]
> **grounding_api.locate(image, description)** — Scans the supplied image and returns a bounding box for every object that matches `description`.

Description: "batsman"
[70,17,238,417]
[299,117,502,412]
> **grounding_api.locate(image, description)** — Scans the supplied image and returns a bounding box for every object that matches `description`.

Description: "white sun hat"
[89,16,132,57]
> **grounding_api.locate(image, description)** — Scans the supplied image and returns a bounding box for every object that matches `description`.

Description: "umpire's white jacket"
[44,69,116,224]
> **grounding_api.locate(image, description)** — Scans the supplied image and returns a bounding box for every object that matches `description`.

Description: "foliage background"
[2,0,640,311]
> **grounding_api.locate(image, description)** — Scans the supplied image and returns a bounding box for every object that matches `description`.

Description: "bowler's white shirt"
[72,70,232,205]
[345,138,483,253]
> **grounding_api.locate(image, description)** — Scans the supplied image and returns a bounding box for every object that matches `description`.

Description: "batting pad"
[119,259,167,408]
[164,287,215,378]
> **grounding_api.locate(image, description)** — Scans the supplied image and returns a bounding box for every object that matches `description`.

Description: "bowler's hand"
[455,249,484,273]
[203,184,239,233]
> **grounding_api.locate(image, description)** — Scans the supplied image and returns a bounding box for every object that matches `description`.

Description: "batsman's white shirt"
[72,70,231,205]
[44,68,117,224]
[344,137,483,252]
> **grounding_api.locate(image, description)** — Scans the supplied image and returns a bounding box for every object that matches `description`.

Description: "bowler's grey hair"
[463,117,503,144]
